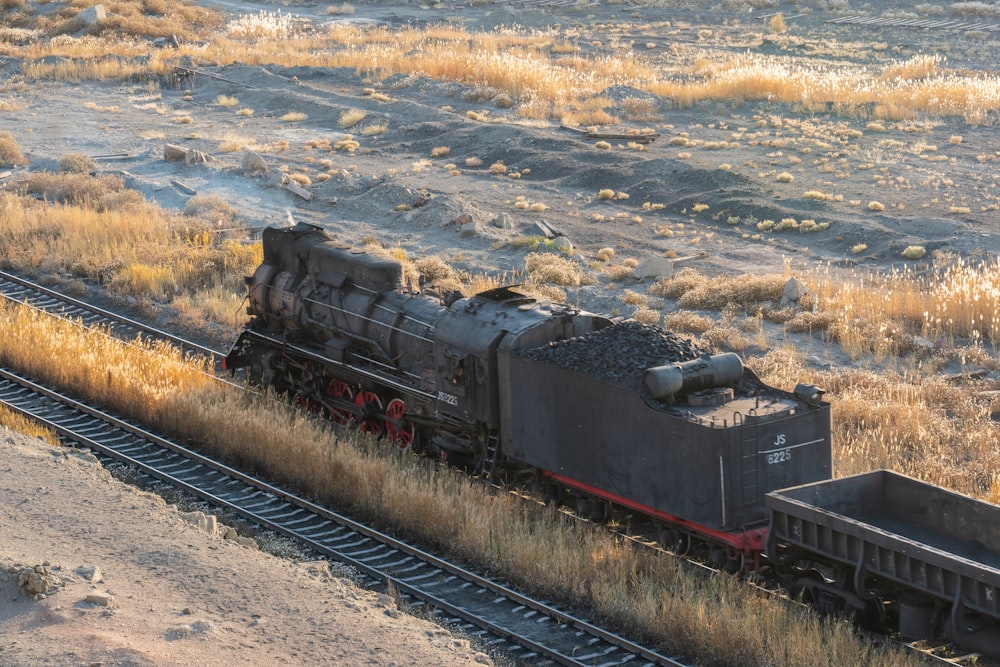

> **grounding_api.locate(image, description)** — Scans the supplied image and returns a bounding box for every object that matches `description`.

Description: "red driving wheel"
[354,390,383,436]
[326,380,354,425]
[384,398,415,450]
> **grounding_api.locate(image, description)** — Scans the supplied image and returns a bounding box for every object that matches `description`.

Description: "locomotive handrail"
[303,291,437,343]
[240,328,437,401]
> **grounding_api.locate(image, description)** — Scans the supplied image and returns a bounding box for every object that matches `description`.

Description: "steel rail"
[0,268,223,363]
[0,365,687,667]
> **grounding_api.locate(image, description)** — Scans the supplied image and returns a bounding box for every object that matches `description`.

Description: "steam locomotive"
[223,222,832,567]
[223,223,1000,655]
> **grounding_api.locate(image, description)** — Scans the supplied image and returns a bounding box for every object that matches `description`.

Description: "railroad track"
[0,269,223,365]
[0,364,687,667]
[0,273,979,665]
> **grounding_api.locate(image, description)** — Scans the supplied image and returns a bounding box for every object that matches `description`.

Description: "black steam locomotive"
[223,222,832,568]
[224,223,1000,655]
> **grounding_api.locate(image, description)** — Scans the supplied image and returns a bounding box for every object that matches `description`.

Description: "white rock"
[241,151,268,174]
[633,256,675,280]
[551,236,573,252]
[77,4,106,26]
[780,276,806,306]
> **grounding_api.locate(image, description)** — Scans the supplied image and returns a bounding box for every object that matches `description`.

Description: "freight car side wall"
[500,352,746,530]
[766,470,1000,622]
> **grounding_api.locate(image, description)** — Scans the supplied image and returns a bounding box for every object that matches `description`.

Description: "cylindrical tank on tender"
[643,352,744,399]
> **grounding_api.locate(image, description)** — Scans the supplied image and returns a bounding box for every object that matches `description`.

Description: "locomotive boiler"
[224,222,832,567]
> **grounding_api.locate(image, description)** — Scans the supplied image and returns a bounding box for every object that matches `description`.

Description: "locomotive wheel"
[354,390,384,436]
[325,380,354,425]
[384,398,415,450]
[297,393,324,415]
[658,528,692,556]
[575,496,611,523]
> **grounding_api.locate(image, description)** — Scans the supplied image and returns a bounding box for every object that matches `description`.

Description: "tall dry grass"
[13,13,999,126]
[750,347,1000,501]
[0,191,260,335]
[0,300,918,667]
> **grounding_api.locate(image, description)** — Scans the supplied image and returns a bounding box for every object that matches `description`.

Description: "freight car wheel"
[384,398,415,450]
[325,380,354,425]
[355,390,384,436]
[657,528,692,556]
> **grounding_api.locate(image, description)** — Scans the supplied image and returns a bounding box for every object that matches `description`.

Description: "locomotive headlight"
[793,383,825,407]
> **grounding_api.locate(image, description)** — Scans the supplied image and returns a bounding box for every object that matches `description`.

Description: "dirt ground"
[0,429,493,666]
[6,0,1000,329]
[3,0,1000,664]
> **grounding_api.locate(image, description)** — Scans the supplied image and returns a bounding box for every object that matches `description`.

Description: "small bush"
[183,195,237,224]
[868,201,885,211]
[0,131,27,165]
[488,161,507,175]
[339,109,366,129]
[430,146,451,158]
[281,112,307,122]
[901,245,926,260]
[58,153,96,174]
[525,252,583,286]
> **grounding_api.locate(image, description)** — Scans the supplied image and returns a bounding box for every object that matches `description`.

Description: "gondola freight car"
[767,470,1000,655]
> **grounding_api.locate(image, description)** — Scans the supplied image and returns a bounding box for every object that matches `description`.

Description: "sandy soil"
[3,0,1000,664]
[6,0,1000,330]
[0,429,493,667]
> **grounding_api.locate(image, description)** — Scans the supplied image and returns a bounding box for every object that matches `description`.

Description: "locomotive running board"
[236,329,436,401]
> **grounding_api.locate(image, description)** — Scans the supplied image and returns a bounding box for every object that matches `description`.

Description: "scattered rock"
[76,4,106,27]
[806,355,831,371]
[284,180,313,201]
[450,213,473,227]
[76,565,103,583]
[633,256,675,280]
[780,276,806,307]
[265,168,286,187]
[241,151,268,175]
[17,565,60,597]
[84,592,114,607]
[413,192,429,208]
[185,149,210,167]
[551,236,573,252]
[180,510,218,537]
[459,219,479,236]
[163,144,211,166]
[490,212,513,229]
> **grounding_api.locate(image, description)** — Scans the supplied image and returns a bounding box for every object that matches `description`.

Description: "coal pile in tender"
[519,321,706,389]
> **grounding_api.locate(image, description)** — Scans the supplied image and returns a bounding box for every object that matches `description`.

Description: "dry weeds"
[0,302,921,667]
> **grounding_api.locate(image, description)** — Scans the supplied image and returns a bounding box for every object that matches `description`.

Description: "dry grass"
[0,301,922,667]
[0,131,27,166]
[751,348,1000,496]
[650,268,786,312]
[57,152,96,174]
[524,252,584,286]
[0,402,60,446]
[182,195,237,225]
[0,190,259,333]
[338,108,366,129]
[11,18,1000,126]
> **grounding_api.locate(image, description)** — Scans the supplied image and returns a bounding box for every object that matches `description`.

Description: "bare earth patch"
[0,430,491,667]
